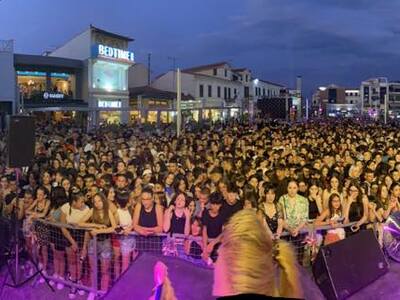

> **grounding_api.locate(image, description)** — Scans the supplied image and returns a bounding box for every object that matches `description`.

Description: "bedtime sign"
[98,100,121,108]
[93,44,134,63]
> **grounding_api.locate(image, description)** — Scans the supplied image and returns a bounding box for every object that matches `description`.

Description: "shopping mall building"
[0,25,144,127]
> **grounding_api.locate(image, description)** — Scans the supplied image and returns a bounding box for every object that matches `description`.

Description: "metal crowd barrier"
[27,219,376,298]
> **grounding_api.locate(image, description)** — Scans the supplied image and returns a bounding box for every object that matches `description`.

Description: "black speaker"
[7,115,35,168]
[313,230,388,300]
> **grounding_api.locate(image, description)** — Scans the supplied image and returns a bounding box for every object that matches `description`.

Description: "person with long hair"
[27,186,51,282]
[257,184,283,239]
[80,192,116,292]
[213,210,303,299]
[343,183,369,234]
[163,193,191,235]
[315,193,345,245]
[48,186,69,290]
[322,175,343,209]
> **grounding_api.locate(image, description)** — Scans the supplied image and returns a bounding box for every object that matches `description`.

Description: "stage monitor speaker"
[313,230,388,300]
[6,115,35,168]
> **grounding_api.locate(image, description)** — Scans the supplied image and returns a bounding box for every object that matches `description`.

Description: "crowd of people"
[1,117,400,299]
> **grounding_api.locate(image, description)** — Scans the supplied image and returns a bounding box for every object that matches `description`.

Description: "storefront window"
[160,111,175,123]
[99,111,121,124]
[17,71,46,99]
[17,71,75,100]
[130,111,141,123]
[92,60,128,92]
[147,111,158,124]
[50,73,75,97]
[203,109,222,121]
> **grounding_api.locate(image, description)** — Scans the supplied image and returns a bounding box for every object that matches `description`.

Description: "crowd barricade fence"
[29,219,380,297]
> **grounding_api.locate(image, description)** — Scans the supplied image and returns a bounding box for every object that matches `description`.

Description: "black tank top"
[170,210,186,234]
[139,204,157,228]
[308,198,319,220]
[349,201,363,222]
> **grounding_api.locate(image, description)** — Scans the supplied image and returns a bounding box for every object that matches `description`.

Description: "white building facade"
[50,25,135,127]
[152,62,246,121]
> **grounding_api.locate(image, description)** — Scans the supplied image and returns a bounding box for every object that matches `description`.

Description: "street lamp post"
[176,68,182,137]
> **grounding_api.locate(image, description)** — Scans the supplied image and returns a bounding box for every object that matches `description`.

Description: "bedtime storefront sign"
[98,100,122,108]
[92,44,134,63]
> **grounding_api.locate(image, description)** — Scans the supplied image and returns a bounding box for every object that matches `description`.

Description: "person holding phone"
[343,183,369,234]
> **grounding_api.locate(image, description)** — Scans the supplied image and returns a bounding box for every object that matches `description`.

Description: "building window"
[199,84,204,97]
[224,87,227,99]
[263,88,266,96]
[245,74,248,82]
[213,68,217,76]
[217,86,221,98]
[224,69,228,77]
[92,60,128,91]
[228,88,231,99]
[234,88,237,95]
[208,85,212,97]
[244,86,249,98]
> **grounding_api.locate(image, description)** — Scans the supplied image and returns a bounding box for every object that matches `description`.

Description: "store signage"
[93,44,134,63]
[98,100,121,108]
[43,92,64,100]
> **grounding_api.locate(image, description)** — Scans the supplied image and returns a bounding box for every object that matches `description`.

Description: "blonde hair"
[213,210,303,298]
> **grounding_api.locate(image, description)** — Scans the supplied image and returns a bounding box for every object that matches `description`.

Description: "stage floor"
[0,254,399,300]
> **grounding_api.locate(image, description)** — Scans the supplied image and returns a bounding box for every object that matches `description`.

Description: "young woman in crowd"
[184,217,203,259]
[343,183,369,233]
[60,192,90,298]
[315,193,345,245]
[41,171,53,194]
[307,180,323,220]
[27,186,50,281]
[47,186,69,289]
[322,174,343,209]
[163,193,191,235]
[113,191,136,278]
[257,184,283,239]
[80,192,116,292]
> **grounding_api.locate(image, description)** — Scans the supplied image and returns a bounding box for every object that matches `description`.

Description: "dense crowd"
[1,118,400,299]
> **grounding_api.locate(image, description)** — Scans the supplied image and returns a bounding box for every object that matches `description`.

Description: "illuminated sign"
[43,92,64,100]
[98,100,121,108]
[92,44,134,63]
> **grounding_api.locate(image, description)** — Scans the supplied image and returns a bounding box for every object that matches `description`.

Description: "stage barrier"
[25,219,380,298]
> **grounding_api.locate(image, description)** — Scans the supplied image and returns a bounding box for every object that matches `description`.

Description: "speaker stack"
[6,115,35,168]
[313,230,389,300]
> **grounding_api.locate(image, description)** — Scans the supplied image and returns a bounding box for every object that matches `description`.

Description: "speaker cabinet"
[313,230,388,300]
[7,115,35,168]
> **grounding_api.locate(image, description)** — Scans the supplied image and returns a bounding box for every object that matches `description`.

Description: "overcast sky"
[1,0,400,97]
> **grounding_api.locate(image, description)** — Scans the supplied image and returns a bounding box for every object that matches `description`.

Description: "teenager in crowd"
[201,192,225,263]
[257,184,283,239]
[60,192,90,299]
[343,183,369,234]
[113,190,136,277]
[27,186,50,282]
[315,193,345,245]
[163,193,191,235]
[133,187,163,236]
[80,192,116,292]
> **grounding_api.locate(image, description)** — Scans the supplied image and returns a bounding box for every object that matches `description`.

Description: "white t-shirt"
[61,203,90,224]
[117,208,132,229]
